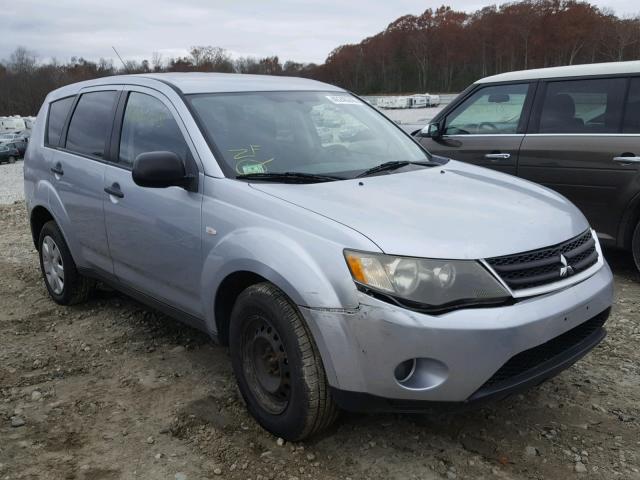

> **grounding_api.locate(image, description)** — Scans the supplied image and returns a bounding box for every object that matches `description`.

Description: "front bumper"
[299,262,613,409]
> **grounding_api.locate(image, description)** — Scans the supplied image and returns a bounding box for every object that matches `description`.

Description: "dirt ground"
[1,201,639,480]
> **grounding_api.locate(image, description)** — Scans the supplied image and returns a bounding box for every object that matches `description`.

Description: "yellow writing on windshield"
[229,144,261,160]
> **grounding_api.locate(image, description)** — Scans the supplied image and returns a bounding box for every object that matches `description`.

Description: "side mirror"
[132,151,189,189]
[420,121,443,138]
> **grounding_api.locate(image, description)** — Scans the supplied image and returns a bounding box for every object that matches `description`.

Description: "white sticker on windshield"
[326,95,362,105]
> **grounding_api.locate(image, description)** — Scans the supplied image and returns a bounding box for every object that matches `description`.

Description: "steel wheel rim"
[42,236,64,295]
[241,315,291,415]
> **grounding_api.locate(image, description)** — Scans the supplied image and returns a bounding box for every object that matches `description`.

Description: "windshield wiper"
[236,172,345,183]
[356,160,436,178]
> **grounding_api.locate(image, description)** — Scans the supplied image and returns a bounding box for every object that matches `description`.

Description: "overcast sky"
[1,0,639,66]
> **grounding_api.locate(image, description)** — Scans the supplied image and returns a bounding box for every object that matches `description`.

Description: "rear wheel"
[8,156,15,163]
[38,221,93,305]
[229,282,338,440]
[633,220,640,272]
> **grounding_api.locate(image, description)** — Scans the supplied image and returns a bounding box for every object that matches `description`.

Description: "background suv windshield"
[188,91,429,177]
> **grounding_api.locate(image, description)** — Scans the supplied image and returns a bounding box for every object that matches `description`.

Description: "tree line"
[314,0,640,93]
[0,46,319,116]
[1,0,639,115]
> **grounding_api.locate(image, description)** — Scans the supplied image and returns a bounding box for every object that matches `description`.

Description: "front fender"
[201,226,359,334]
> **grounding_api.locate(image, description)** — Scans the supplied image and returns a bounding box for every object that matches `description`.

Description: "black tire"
[229,282,338,440]
[38,220,93,305]
[8,156,15,164]
[633,220,640,273]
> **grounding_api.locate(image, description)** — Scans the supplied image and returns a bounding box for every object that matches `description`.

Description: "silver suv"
[25,73,614,440]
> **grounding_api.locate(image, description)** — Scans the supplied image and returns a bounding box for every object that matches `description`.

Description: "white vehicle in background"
[378,96,412,109]
[409,95,427,108]
[410,94,441,108]
[424,93,441,107]
[378,94,441,109]
[0,133,20,144]
[23,117,37,129]
[0,131,29,145]
[0,116,27,132]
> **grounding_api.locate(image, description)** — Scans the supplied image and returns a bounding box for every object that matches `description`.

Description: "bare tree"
[8,46,37,74]
[151,52,163,72]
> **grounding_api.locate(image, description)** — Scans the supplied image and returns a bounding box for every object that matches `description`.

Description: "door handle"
[484,153,511,160]
[613,156,640,164]
[50,163,64,175]
[104,183,124,198]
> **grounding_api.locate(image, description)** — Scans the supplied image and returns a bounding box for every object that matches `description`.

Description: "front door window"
[445,84,529,135]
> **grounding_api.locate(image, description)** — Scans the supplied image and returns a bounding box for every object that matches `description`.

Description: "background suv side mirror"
[132,151,190,189]
[420,121,443,139]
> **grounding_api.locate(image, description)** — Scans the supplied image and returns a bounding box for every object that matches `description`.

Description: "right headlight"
[344,250,510,312]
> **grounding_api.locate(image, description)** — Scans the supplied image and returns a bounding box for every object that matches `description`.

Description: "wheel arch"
[30,205,55,249]
[618,191,640,250]
[213,270,269,345]
[202,226,359,342]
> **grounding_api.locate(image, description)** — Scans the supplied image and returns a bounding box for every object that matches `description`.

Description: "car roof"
[47,72,344,100]
[476,60,640,84]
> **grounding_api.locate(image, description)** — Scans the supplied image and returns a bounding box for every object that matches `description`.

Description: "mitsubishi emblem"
[559,254,574,278]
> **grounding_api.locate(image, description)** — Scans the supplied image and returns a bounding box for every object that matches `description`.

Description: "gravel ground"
[0,161,25,205]
[1,180,640,479]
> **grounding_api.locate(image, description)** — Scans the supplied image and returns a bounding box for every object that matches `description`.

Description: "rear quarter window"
[65,91,118,158]
[45,96,75,147]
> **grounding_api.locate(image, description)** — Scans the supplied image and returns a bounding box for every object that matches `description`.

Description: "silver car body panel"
[24,73,614,404]
[301,263,612,401]
[251,160,590,259]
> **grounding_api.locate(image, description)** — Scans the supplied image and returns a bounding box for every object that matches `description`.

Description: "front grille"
[481,309,608,389]
[486,230,598,290]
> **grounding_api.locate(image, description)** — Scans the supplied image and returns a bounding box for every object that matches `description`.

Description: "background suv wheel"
[632,219,640,273]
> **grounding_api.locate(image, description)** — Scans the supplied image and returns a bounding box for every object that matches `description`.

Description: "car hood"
[249,160,590,259]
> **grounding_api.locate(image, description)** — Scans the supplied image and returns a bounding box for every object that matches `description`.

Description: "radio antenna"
[112,46,129,73]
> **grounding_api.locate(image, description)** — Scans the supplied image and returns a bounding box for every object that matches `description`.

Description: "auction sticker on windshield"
[326,95,362,105]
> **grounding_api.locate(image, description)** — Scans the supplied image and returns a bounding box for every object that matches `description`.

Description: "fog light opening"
[394,358,417,384]
[393,357,449,390]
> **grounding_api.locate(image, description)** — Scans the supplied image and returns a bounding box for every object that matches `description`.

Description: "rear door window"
[623,77,640,133]
[65,91,118,158]
[118,92,190,168]
[538,78,626,134]
[444,83,529,135]
[46,96,75,147]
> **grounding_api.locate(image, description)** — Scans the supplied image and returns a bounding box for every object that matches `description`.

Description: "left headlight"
[344,250,510,312]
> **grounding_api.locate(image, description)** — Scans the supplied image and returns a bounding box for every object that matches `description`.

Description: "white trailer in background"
[364,93,443,109]
[377,96,412,109]
[23,117,37,129]
[0,116,26,132]
[409,95,427,108]
[425,93,441,107]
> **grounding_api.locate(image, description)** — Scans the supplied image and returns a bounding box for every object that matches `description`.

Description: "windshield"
[187,91,430,178]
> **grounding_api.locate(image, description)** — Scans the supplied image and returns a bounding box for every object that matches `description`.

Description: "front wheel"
[8,156,15,163]
[229,283,338,440]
